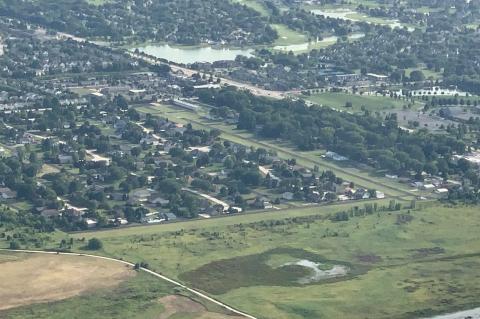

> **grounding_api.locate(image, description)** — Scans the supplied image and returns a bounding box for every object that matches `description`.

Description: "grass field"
[231,0,270,16]
[37,163,61,177]
[305,92,414,113]
[67,203,480,319]
[271,24,308,46]
[405,67,443,80]
[86,0,113,5]
[0,253,243,319]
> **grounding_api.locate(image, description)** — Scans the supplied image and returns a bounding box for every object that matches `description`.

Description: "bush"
[86,238,103,250]
[9,241,20,249]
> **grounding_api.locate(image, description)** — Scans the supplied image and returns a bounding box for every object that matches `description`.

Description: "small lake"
[132,44,253,64]
[311,8,414,31]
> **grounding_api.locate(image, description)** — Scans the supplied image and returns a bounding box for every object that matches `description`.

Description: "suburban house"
[253,197,273,209]
[0,187,16,200]
[58,154,74,164]
[162,212,177,221]
[282,192,294,200]
[148,196,170,207]
[39,208,60,218]
[85,218,98,228]
[325,151,348,161]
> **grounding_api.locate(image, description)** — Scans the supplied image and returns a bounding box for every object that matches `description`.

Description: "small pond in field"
[282,259,349,284]
[311,8,414,31]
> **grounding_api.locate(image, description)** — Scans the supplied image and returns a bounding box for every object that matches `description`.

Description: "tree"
[150,64,171,76]
[9,241,20,249]
[114,95,129,110]
[131,147,142,157]
[410,70,425,82]
[87,238,103,250]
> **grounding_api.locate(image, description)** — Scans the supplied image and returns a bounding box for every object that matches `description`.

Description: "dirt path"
[0,249,257,319]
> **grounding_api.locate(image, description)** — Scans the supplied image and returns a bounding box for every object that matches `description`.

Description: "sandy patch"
[158,295,245,319]
[0,254,134,310]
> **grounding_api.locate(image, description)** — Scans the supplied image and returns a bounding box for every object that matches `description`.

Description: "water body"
[422,307,480,319]
[133,32,365,63]
[132,44,253,64]
[273,33,365,52]
[283,259,349,284]
[311,8,414,31]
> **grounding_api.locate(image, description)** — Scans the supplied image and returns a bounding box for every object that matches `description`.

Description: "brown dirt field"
[0,253,135,311]
[0,253,23,264]
[157,295,245,319]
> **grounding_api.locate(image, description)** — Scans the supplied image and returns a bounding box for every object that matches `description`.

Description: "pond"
[311,8,413,31]
[283,259,349,284]
[131,44,254,64]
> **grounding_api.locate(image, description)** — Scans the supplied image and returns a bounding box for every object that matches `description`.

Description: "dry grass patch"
[0,253,134,311]
[158,295,245,319]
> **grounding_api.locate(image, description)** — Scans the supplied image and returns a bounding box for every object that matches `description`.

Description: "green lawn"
[232,0,270,16]
[305,92,413,113]
[86,0,113,5]
[405,67,443,80]
[67,203,480,319]
[271,24,308,46]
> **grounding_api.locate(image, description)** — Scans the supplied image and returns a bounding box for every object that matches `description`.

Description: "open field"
[305,92,414,113]
[231,0,270,17]
[158,295,245,319]
[0,253,134,311]
[70,204,480,319]
[0,251,23,263]
[135,103,419,198]
[37,163,61,177]
[86,0,113,6]
[405,67,443,80]
[0,253,246,319]
[271,24,308,46]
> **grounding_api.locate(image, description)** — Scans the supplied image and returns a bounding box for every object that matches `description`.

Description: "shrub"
[86,238,103,250]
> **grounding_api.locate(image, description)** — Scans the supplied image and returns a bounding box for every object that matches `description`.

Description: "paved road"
[129,52,288,99]
[0,248,257,319]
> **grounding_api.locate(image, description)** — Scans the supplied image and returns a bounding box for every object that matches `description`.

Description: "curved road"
[0,248,257,319]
